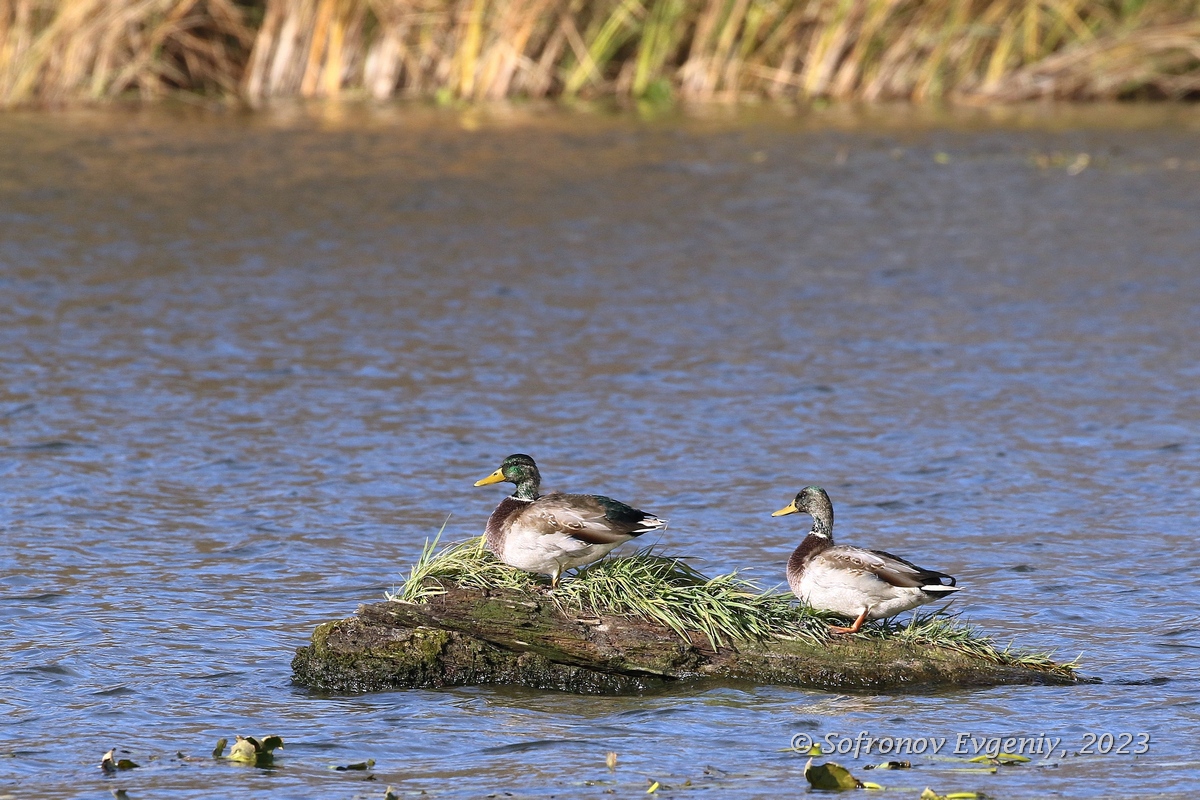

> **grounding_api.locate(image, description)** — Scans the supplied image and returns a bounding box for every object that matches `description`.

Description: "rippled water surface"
[2,104,1199,799]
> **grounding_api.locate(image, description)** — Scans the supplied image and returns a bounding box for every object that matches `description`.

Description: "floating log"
[292,584,1086,694]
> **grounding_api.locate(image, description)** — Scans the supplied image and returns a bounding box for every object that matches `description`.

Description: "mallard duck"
[473,453,667,587]
[772,486,960,634]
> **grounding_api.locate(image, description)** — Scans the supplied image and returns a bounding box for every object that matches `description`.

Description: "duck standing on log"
[772,486,961,634]
[474,454,668,587]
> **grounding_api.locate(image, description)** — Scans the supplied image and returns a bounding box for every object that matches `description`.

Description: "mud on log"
[292,584,1085,694]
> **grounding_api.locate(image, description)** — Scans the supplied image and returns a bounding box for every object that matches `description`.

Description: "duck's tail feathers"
[920,584,962,596]
[921,569,957,588]
[630,516,668,536]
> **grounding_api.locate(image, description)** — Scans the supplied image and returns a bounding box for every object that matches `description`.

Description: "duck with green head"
[474,454,667,587]
[773,486,961,634]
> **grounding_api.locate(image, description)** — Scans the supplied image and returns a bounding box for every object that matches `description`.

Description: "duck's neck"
[808,509,833,540]
[511,476,539,501]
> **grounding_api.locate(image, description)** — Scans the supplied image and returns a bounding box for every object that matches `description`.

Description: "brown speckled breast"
[485,496,533,553]
[786,534,833,593]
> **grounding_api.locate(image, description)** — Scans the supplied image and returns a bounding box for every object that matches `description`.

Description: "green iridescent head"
[474,453,542,500]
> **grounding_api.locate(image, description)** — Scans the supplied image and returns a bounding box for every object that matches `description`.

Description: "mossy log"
[292,584,1086,694]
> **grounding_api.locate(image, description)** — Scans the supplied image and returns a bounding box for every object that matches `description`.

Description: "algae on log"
[292,584,1085,694]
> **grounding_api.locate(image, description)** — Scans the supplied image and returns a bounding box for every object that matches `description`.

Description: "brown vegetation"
[1,0,1198,106]
[0,0,254,104]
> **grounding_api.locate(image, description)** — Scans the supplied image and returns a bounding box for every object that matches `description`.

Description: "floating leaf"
[225,735,284,767]
[804,758,862,790]
[333,759,375,771]
[259,736,284,754]
[866,760,910,770]
[861,781,884,790]
[100,749,138,772]
[606,752,617,770]
[647,780,661,793]
[920,790,978,800]
[212,738,227,759]
[969,752,1029,765]
[228,737,259,764]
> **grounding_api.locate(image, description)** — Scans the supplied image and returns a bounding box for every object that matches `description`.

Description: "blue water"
[1,105,1198,798]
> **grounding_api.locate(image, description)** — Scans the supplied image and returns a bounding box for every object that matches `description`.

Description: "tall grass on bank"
[0,0,253,105]
[2,0,1198,105]
[241,0,1200,103]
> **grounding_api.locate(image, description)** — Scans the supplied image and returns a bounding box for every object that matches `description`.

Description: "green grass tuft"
[553,550,831,648]
[390,534,1076,674]
[389,533,831,647]
[389,528,540,603]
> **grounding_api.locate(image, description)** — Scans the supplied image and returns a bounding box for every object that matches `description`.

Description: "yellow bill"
[771,500,799,517]
[474,468,506,487]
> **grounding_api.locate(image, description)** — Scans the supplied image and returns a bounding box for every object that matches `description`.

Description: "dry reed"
[0,0,254,106]
[2,0,1197,106]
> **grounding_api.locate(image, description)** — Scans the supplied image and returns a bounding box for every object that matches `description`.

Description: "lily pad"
[804,758,863,790]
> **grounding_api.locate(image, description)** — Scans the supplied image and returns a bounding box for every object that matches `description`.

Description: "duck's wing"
[820,545,956,589]
[528,492,666,545]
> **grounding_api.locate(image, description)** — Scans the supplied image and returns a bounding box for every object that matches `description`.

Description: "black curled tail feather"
[919,569,960,595]
[594,495,667,535]
[924,569,956,588]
